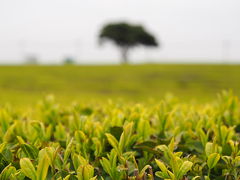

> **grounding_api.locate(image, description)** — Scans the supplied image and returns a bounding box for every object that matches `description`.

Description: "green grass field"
[0,64,239,105]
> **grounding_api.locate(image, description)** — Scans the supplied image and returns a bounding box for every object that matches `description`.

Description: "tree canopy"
[99,22,158,63]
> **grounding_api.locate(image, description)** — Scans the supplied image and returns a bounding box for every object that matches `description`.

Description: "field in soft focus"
[0,65,239,179]
[0,64,239,106]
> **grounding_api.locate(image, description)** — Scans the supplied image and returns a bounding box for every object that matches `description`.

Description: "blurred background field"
[0,64,239,106]
[1,0,240,107]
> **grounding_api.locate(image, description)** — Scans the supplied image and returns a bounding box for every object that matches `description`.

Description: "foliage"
[63,57,76,65]
[99,22,158,63]
[0,91,239,179]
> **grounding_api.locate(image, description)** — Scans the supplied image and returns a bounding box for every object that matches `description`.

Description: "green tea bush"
[0,91,239,180]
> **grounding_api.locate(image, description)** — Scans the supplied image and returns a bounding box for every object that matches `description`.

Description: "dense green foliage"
[0,91,239,179]
[99,23,158,63]
[0,65,240,106]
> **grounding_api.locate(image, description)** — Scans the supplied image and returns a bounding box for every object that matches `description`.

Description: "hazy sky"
[0,0,240,64]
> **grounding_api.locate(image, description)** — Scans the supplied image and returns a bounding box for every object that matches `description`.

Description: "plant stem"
[208,169,211,179]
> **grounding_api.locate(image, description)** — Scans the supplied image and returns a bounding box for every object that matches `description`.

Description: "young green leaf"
[20,158,37,180]
[176,161,193,179]
[77,164,95,180]
[37,153,50,180]
[155,159,168,173]
[64,138,74,164]
[207,153,220,169]
[63,175,71,180]
[105,133,119,152]
[0,164,16,180]
[100,157,111,176]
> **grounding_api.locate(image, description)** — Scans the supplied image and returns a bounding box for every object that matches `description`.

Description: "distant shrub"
[63,56,76,65]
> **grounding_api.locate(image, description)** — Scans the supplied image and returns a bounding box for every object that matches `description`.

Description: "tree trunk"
[120,46,129,64]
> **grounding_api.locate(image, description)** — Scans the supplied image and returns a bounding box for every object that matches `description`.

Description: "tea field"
[0,64,240,105]
[0,91,239,179]
[0,64,240,179]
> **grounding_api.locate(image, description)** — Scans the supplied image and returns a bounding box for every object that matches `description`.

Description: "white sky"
[0,0,240,64]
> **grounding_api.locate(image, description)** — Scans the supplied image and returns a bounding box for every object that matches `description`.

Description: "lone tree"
[99,22,158,64]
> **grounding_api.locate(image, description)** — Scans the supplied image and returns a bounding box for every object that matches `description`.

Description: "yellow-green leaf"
[155,159,168,173]
[20,158,37,180]
[105,133,119,152]
[176,161,193,179]
[207,153,220,169]
[37,153,50,180]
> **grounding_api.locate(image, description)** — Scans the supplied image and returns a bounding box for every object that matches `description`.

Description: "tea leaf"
[207,153,220,169]
[20,158,37,180]
[176,161,193,179]
[37,152,50,180]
